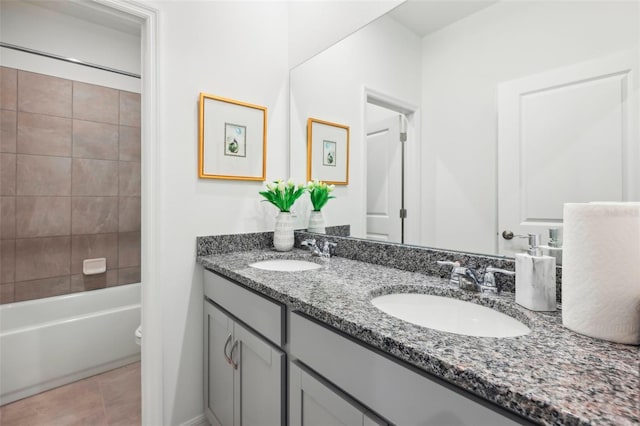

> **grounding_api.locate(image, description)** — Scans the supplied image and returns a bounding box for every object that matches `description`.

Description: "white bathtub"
[0,283,141,405]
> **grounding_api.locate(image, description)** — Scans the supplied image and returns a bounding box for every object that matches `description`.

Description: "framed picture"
[307,118,349,185]
[198,93,267,180]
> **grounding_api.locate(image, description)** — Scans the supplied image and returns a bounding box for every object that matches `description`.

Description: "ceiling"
[389,0,498,37]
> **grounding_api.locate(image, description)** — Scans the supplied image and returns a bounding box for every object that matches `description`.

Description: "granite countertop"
[196,248,639,426]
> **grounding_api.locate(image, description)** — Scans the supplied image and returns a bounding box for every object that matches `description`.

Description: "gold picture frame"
[307,118,349,185]
[198,93,267,180]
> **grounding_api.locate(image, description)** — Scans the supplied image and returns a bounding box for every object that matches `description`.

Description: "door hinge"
[399,209,407,219]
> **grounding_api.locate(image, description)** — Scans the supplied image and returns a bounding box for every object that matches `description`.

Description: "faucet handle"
[481,266,515,293]
[437,260,461,286]
[301,238,316,246]
[322,241,337,257]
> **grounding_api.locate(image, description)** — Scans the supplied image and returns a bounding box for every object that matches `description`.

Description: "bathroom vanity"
[196,232,639,426]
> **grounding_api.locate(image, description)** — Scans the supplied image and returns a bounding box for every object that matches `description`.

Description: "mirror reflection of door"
[366,103,404,243]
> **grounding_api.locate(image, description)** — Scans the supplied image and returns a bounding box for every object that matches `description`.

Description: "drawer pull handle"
[223,334,233,365]
[230,339,239,370]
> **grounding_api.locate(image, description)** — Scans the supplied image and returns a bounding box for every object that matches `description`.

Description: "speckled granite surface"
[196,248,639,426]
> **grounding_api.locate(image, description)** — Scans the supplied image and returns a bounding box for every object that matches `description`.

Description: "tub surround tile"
[1,153,16,195]
[72,158,118,196]
[1,197,16,239]
[117,267,140,286]
[0,282,14,303]
[119,91,141,127]
[196,233,638,426]
[1,109,17,152]
[14,275,71,302]
[16,154,71,196]
[71,270,118,292]
[118,161,140,196]
[17,112,72,157]
[71,197,119,235]
[118,125,141,162]
[73,81,119,125]
[1,240,15,283]
[1,67,18,110]
[118,197,141,232]
[118,231,140,268]
[73,119,119,160]
[71,233,118,274]
[15,236,71,282]
[18,71,72,118]
[16,196,71,238]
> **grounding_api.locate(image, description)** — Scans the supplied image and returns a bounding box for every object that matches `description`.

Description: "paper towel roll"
[562,203,640,345]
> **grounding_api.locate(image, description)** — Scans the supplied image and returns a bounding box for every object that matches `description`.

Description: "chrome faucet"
[301,239,337,258]
[437,261,514,294]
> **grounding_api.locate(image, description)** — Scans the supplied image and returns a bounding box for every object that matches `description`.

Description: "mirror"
[290,0,639,257]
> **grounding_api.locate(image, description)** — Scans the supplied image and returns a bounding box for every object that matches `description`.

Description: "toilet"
[135,325,142,346]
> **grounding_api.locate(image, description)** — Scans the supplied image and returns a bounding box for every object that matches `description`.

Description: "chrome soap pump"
[515,233,557,311]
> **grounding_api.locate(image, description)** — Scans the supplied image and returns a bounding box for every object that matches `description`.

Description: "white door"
[498,50,639,256]
[366,112,403,243]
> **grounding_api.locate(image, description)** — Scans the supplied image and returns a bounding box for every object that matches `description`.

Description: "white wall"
[288,0,403,68]
[420,0,639,254]
[0,0,140,92]
[290,15,422,238]
[147,1,290,423]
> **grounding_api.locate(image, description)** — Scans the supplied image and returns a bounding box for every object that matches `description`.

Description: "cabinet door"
[233,322,285,426]
[290,362,370,426]
[204,302,234,426]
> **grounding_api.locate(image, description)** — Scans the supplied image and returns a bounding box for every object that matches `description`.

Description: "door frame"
[362,87,420,245]
[91,1,163,424]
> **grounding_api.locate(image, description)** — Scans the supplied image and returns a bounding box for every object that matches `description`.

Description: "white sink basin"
[249,259,321,272]
[371,293,530,338]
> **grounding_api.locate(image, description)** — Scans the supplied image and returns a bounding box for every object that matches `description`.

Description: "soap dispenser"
[515,234,556,311]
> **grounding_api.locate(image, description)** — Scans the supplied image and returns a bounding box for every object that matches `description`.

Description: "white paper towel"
[562,203,640,344]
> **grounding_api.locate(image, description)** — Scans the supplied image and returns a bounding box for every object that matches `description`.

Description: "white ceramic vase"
[308,210,326,234]
[273,212,294,252]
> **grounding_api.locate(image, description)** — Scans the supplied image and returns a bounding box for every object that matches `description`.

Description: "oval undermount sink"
[371,293,530,338]
[249,259,321,272]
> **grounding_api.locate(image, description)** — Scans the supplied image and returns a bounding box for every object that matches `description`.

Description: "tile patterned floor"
[0,362,140,426]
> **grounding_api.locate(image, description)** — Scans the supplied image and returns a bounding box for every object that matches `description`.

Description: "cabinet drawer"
[289,312,530,426]
[204,270,285,347]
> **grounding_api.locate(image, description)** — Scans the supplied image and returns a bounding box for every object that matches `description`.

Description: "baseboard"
[180,414,209,426]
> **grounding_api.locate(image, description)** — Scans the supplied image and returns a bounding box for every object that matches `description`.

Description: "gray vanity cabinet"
[290,361,386,426]
[204,300,285,426]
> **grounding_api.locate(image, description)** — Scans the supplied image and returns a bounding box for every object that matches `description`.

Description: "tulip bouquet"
[307,179,335,211]
[259,178,306,212]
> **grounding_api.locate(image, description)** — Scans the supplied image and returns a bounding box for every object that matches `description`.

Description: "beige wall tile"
[1,67,17,111]
[15,236,71,282]
[1,153,16,195]
[72,158,118,196]
[119,91,141,127]
[71,197,118,234]
[118,161,140,196]
[0,282,14,304]
[119,197,140,232]
[73,120,118,160]
[71,233,118,274]
[1,197,15,239]
[14,276,71,302]
[16,196,71,238]
[17,154,71,196]
[1,109,17,153]
[17,112,72,156]
[71,270,117,292]
[118,231,140,268]
[18,71,72,118]
[1,240,15,283]
[117,266,140,285]
[73,82,118,124]
[118,125,140,162]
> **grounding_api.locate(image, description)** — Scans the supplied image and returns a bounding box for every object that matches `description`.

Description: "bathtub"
[0,283,141,405]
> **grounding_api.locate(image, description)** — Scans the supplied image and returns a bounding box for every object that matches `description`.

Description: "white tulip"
[287,178,295,188]
[328,184,335,192]
[277,182,286,192]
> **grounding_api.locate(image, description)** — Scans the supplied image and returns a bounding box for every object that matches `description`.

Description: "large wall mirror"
[290,0,639,257]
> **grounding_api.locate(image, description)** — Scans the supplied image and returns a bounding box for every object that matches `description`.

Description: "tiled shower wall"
[0,67,141,304]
